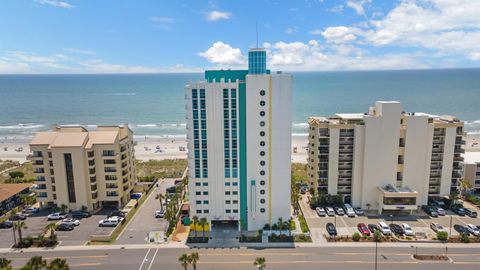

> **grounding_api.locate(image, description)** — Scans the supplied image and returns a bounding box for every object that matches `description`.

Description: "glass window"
[202,182,208,186]
[260,100,265,106]
[260,111,265,117]
[260,190,266,195]
[260,141,265,146]
[232,182,238,186]
[233,209,238,213]
[196,191,201,195]
[260,160,265,166]
[225,200,231,204]
[260,121,265,127]
[260,199,266,204]
[203,200,209,204]
[203,191,208,195]
[260,151,265,156]
[196,200,202,204]
[260,90,265,96]
[225,182,231,186]
[260,131,265,137]
[260,208,266,213]
[225,191,231,195]
[196,210,202,214]
[260,170,265,175]
[204,209,209,213]
[233,191,238,195]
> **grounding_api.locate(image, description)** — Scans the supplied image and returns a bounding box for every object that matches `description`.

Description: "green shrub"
[352,232,361,242]
[290,220,296,231]
[294,234,312,242]
[460,233,470,243]
[373,230,382,242]
[298,214,309,233]
[405,236,412,240]
[9,171,24,179]
[436,231,448,241]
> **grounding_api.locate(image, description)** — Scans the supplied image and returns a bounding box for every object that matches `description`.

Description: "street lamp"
[389,214,393,225]
[449,215,453,240]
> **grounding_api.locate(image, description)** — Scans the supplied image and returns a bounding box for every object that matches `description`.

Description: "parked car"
[315,207,326,217]
[433,207,446,216]
[47,212,67,220]
[454,224,470,235]
[56,223,74,231]
[466,224,480,236]
[354,207,364,215]
[108,210,126,218]
[430,223,445,232]
[326,222,337,236]
[368,224,379,234]
[0,221,13,229]
[166,186,177,194]
[9,213,27,221]
[71,210,91,219]
[155,210,165,218]
[401,223,414,236]
[61,218,80,226]
[99,216,123,227]
[357,223,370,236]
[334,207,345,216]
[452,206,466,216]
[378,222,392,235]
[22,207,40,214]
[465,208,478,218]
[343,204,356,217]
[389,223,405,236]
[130,193,142,200]
[422,205,438,217]
[325,207,335,216]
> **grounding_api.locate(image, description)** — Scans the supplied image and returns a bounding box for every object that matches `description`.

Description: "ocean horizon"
[1,68,480,140]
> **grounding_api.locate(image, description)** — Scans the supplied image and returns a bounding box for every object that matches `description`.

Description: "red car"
[357,223,370,236]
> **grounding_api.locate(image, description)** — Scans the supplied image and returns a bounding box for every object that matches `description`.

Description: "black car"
[368,224,379,234]
[326,222,337,236]
[71,210,92,218]
[454,224,470,235]
[422,205,438,217]
[0,221,13,229]
[166,186,177,194]
[389,223,405,236]
[108,210,125,218]
[9,213,27,221]
[56,223,74,231]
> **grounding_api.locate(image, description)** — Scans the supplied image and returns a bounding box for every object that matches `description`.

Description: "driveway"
[116,179,176,244]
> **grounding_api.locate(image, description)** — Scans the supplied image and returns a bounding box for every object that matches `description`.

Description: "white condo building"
[308,101,465,213]
[185,48,292,231]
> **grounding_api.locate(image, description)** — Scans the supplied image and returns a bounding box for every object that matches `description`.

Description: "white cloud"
[205,11,232,21]
[198,42,246,66]
[470,52,480,61]
[327,5,344,14]
[346,0,371,16]
[34,0,74,9]
[285,26,298,34]
[321,26,358,44]
[150,16,175,30]
[63,48,96,55]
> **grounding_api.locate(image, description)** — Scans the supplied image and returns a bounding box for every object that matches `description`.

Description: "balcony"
[121,154,127,160]
[123,177,129,184]
[36,185,47,190]
[89,168,96,175]
[455,139,466,145]
[106,184,118,189]
[36,176,46,182]
[452,172,462,178]
[122,170,128,176]
[87,151,94,158]
[106,192,119,197]
[34,168,45,174]
[454,148,465,154]
[337,181,352,186]
[120,145,127,152]
[122,162,128,168]
[432,148,443,153]
[339,148,354,153]
[339,132,354,137]
[90,176,97,183]
[92,191,98,199]
[33,160,44,165]
[88,160,95,167]
[123,184,129,191]
[91,184,98,191]
[454,156,464,162]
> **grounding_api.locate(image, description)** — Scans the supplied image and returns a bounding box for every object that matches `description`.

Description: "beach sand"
[1,133,479,164]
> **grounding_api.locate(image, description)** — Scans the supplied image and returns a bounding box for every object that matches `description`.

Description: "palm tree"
[199,217,208,241]
[178,254,190,270]
[192,216,199,239]
[253,257,266,270]
[156,193,165,212]
[14,221,27,243]
[45,223,57,241]
[47,258,69,270]
[277,218,284,235]
[459,179,473,198]
[0,258,12,270]
[189,252,199,270]
[24,256,46,270]
[11,224,17,247]
[287,219,293,237]
[60,204,68,214]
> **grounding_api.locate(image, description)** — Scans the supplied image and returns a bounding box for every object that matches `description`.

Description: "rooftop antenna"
[256,21,258,48]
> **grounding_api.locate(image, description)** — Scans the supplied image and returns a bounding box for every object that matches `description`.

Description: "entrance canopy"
[377,184,418,213]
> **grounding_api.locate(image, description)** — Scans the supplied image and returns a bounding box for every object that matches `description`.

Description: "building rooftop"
[464,151,480,164]
[0,184,31,202]
[335,113,365,120]
[378,184,418,194]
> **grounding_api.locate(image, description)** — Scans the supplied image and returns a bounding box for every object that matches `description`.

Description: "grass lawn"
[0,161,34,183]
[136,159,187,180]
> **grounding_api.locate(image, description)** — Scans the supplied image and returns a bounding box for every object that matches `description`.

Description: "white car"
[99,216,123,227]
[430,222,445,232]
[325,207,335,216]
[47,212,67,220]
[378,222,392,235]
[401,223,414,236]
[435,207,446,216]
[22,207,39,214]
[61,218,80,226]
[315,207,326,217]
[155,210,165,218]
[466,224,480,236]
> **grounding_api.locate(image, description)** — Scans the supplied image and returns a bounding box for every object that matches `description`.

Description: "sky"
[0,0,480,74]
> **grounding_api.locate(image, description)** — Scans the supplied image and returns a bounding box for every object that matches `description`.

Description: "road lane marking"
[9,255,108,261]
[138,248,151,270]
[146,248,159,270]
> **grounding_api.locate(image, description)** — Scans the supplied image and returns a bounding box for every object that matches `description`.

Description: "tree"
[189,252,199,270]
[436,231,448,241]
[287,219,293,237]
[23,256,46,270]
[47,258,69,270]
[156,193,165,212]
[192,216,199,238]
[9,171,24,179]
[0,258,12,270]
[352,232,361,242]
[253,257,266,270]
[178,254,190,270]
[276,218,284,235]
[373,230,382,242]
[60,204,68,213]
[459,179,473,198]
[14,221,27,243]
[199,218,208,241]
[45,223,57,241]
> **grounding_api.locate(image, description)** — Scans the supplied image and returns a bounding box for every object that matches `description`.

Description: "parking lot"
[116,179,176,244]
[300,195,480,242]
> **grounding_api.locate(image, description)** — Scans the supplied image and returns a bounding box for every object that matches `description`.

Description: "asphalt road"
[116,179,175,244]
[2,246,480,270]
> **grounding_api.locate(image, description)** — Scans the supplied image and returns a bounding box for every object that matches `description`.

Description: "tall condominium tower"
[185,48,292,231]
[28,125,137,211]
[307,101,464,213]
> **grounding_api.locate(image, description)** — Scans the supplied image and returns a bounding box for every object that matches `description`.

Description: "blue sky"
[0,0,479,73]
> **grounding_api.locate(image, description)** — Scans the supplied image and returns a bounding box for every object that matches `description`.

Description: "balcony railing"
[34,168,45,174]
[33,160,44,165]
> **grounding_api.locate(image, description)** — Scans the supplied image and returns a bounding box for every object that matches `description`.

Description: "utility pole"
[449,215,452,240]
[375,240,378,270]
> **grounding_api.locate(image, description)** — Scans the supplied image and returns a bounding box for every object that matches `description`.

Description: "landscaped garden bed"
[413,254,449,261]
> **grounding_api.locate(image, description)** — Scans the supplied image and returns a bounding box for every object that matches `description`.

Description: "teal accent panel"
[239,82,248,231]
[205,70,248,83]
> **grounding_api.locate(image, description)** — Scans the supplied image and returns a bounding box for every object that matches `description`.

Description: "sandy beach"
[1,134,479,164]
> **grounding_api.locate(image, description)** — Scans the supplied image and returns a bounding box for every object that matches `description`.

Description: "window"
[260,199,266,204]
[260,170,265,175]
[260,141,265,147]
[196,191,201,195]
[260,131,265,137]
[260,121,265,127]
[196,200,202,204]
[226,209,231,213]
[204,209,209,213]
[260,100,265,106]
[202,182,208,186]
[260,111,265,117]
[260,90,265,96]
[233,200,238,204]
[260,160,265,166]
[233,209,238,213]
[260,208,266,213]
[260,190,266,195]
[225,191,231,195]
[225,200,231,204]
[195,182,201,186]
[232,182,238,186]
[203,191,208,195]
[225,182,231,186]
[232,191,238,195]
[196,210,202,214]
[203,200,209,204]
[64,153,76,203]
[260,151,265,156]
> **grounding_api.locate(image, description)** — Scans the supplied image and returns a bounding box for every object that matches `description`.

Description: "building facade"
[0,184,31,213]
[464,152,480,192]
[28,125,137,211]
[185,48,292,231]
[308,101,465,213]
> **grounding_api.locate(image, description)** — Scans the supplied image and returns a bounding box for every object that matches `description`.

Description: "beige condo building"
[307,101,465,213]
[28,125,137,211]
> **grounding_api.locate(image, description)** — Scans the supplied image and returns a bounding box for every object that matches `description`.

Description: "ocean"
[0,69,479,140]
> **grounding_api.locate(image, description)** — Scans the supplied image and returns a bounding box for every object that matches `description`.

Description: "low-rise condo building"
[185,48,292,231]
[463,152,480,192]
[28,125,137,211]
[308,101,465,213]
